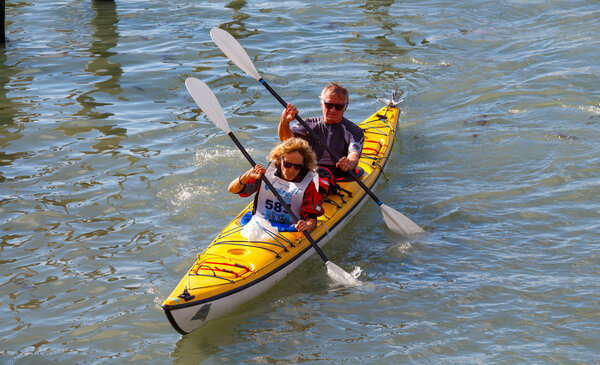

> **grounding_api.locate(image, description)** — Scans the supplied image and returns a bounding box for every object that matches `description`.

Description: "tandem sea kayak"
[162,96,402,335]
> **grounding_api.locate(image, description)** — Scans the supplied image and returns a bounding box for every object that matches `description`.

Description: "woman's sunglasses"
[321,99,346,111]
[281,157,304,170]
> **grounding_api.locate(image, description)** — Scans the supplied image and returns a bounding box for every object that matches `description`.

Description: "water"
[1,0,599,363]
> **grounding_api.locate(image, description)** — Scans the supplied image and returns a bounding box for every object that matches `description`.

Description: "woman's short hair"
[269,137,317,171]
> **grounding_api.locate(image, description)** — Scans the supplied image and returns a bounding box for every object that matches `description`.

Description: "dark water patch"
[556,133,579,141]
[462,114,490,126]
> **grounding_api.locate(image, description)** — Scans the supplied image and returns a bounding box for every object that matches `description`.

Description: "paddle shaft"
[259,78,384,206]
[226,131,330,263]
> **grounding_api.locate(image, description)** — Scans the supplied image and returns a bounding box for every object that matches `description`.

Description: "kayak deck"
[162,101,400,334]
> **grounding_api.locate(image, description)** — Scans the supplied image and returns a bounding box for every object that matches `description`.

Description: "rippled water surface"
[1,1,599,363]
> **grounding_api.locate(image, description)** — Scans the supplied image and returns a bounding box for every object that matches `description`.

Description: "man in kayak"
[278,82,364,179]
[228,138,324,233]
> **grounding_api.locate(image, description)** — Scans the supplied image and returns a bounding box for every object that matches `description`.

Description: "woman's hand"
[295,218,317,233]
[240,164,265,184]
[228,164,265,193]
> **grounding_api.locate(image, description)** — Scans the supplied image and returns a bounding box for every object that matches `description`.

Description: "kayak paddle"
[184,77,359,286]
[210,27,424,235]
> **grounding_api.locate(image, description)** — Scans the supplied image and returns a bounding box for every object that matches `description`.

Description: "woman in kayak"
[228,138,324,233]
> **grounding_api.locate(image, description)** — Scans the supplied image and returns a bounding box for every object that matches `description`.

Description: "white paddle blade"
[184,77,231,134]
[210,27,262,81]
[380,204,424,236]
[326,261,361,286]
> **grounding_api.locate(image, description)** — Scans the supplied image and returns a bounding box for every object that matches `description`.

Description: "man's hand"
[278,103,297,141]
[336,151,360,172]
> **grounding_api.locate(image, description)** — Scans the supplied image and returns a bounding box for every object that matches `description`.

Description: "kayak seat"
[240,211,297,232]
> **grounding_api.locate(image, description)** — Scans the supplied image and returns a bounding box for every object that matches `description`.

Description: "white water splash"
[326,262,362,286]
[398,241,412,253]
[192,147,262,168]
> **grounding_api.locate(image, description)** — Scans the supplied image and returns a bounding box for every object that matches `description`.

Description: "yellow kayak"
[162,97,400,335]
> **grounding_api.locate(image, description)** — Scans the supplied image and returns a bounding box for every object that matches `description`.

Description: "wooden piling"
[1,0,5,44]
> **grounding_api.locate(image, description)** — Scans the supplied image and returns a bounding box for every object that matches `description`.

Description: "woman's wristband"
[238,175,246,185]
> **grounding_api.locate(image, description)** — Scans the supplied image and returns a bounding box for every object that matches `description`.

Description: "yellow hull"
[163,101,400,334]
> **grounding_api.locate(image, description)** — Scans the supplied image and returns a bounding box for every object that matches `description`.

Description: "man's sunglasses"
[281,157,304,171]
[321,99,346,111]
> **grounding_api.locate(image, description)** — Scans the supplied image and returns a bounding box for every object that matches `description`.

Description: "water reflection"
[75,0,123,119]
[0,46,27,182]
[361,0,397,33]
[361,0,419,86]
[171,316,241,363]
[0,51,17,126]
[54,0,129,155]
[209,0,261,112]
[219,0,259,39]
